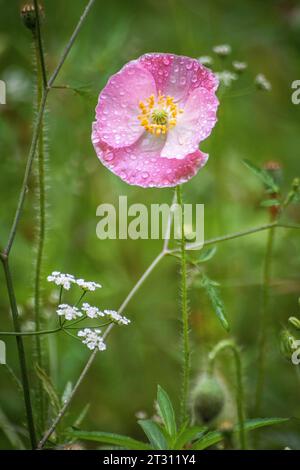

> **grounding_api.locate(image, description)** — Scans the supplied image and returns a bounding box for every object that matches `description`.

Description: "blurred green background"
[0,0,300,450]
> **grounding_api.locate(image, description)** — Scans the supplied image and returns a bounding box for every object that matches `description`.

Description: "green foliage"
[200,275,229,331]
[66,386,288,450]
[243,159,279,194]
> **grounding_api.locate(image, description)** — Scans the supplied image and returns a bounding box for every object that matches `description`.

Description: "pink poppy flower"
[92,53,219,188]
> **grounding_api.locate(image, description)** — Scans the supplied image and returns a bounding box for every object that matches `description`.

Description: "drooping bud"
[21,3,44,32]
[191,373,225,424]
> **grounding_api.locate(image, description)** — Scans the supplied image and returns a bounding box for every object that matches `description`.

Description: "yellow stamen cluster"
[138,92,182,136]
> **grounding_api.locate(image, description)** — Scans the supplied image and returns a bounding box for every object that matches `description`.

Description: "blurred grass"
[0,0,300,449]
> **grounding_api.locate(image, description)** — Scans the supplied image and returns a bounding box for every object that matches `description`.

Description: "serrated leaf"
[260,199,281,207]
[138,420,168,450]
[192,417,289,450]
[66,429,152,450]
[157,386,177,439]
[35,364,60,414]
[243,159,279,193]
[201,275,229,331]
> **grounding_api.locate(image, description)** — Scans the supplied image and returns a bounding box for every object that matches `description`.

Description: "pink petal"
[92,124,208,188]
[161,86,219,159]
[139,53,218,104]
[95,61,156,148]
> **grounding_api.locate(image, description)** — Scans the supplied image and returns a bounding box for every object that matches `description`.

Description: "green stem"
[254,223,276,417]
[209,340,247,450]
[176,185,190,426]
[0,256,37,448]
[0,327,61,337]
[33,25,47,432]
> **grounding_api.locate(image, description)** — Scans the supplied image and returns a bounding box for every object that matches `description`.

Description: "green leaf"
[138,419,168,450]
[243,159,279,193]
[157,386,177,439]
[35,364,60,413]
[260,199,281,207]
[201,275,229,331]
[73,403,90,428]
[173,425,207,450]
[66,430,152,450]
[197,247,217,263]
[0,407,25,450]
[192,417,289,450]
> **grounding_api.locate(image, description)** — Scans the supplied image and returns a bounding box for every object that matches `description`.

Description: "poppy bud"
[191,373,225,424]
[21,3,44,32]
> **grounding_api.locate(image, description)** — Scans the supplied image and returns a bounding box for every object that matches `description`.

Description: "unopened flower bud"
[263,161,282,188]
[191,373,225,424]
[21,3,44,32]
[288,316,300,331]
[280,329,297,361]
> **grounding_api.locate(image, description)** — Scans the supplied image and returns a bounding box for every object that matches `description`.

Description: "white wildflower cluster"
[47,272,75,290]
[215,70,238,87]
[232,61,247,72]
[104,310,131,326]
[213,44,232,57]
[255,73,272,91]
[81,302,105,319]
[76,279,102,291]
[57,304,82,321]
[198,56,213,67]
[77,328,106,351]
[47,271,102,292]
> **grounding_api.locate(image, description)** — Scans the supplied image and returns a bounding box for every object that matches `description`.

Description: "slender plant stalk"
[176,185,190,426]
[0,256,37,448]
[209,340,247,450]
[254,222,276,417]
[32,21,47,432]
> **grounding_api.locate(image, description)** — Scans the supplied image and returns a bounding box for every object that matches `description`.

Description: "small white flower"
[56,304,82,321]
[198,56,213,66]
[213,44,232,57]
[81,302,105,319]
[76,279,102,291]
[255,73,272,91]
[47,272,75,290]
[215,70,238,87]
[104,310,131,326]
[232,61,247,72]
[77,328,106,351]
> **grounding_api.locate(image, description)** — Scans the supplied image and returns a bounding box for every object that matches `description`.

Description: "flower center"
[138,92,182,136]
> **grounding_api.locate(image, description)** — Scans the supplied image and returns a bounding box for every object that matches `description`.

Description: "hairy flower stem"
[209,340,247,450]
[176,185,190,426]
[0,256,37,448]
[254,221,276,419]
[32,24,47,432]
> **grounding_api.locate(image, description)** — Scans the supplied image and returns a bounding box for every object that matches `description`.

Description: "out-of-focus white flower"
[56,304,82,321]
[47,272,75,290]
[76,279,102,291]
[255,73,272,91]
[104,310,130,326]
[198,56,213,66]
[21,320,36,332]
[213,44,232,57]
[215,70,238,87]
[77,328,106,351]
[81,302,105,319]
[232,61,247,72]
